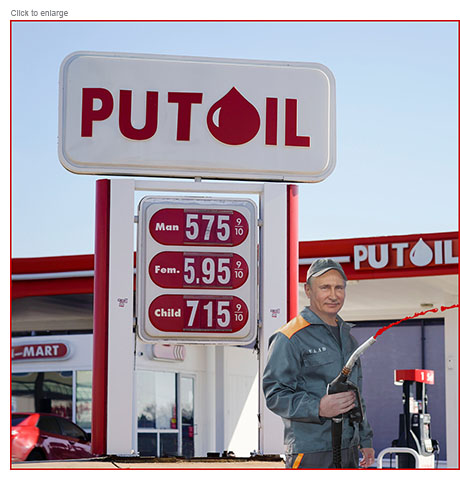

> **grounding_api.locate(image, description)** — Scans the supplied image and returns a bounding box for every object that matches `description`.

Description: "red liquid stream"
[373,304,458,339]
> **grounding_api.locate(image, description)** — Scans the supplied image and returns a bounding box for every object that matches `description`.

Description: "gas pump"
[390,369,439,468]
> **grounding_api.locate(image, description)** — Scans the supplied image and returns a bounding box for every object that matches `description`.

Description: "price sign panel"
[137,197,258,344]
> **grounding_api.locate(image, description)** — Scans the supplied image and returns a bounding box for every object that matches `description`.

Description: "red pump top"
[395,369,435,385]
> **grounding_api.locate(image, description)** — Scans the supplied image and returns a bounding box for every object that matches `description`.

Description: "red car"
[11,413,93,462]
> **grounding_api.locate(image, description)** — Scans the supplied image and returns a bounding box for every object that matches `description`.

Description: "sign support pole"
[106,179,135,454]
[92,178,298,456]
[287,185,299,321]
[258,183,288,454]
[92,179,110,455]
[92,179,135,455]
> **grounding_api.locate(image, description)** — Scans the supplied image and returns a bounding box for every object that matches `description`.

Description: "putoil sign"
[354,238,458,270]
[59,52,336,182]
[299,232,458,281]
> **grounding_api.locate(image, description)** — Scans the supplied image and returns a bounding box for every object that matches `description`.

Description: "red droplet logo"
[207,87,260,145]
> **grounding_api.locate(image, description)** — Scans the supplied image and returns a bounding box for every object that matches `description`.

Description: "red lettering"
[168,92,203,141]
[285,98,310,147]
[81,88,313,148]
[81,88,114,137]
[119,90,159,140]
[265,98,278,145]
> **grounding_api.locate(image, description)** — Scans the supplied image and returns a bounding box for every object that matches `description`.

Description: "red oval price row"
[149,208,249,246]
[149,295,248,333]
[149,252,249,289]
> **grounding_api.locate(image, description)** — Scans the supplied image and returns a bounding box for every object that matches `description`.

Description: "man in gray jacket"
[263,258,374,469]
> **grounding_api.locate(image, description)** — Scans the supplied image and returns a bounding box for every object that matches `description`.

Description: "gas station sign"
[59,51,336,183]
[136,197,258,344]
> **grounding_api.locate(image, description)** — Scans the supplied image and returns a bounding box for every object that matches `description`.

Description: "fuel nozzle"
[343,335,377,375]
[327,336,378,423]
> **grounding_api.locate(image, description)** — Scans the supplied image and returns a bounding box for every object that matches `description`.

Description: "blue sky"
[11,20,458,258]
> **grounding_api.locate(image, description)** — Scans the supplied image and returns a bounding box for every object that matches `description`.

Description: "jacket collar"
[300,306,352,330]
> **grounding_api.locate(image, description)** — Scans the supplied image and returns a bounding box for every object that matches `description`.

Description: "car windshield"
[12,414,30,426]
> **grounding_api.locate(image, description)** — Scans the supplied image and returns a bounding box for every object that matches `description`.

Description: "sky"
[10,12,459,258]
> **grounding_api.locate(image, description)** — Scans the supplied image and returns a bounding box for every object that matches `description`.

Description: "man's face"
[305,269,346,319]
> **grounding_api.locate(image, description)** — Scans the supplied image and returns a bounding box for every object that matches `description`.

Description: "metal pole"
[258,183,287,454]
[287,185,299,322]
[106,179,135,454]
[91,179,111,455]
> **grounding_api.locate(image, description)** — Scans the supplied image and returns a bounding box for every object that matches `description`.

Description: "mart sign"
[59,51,336,182]
[12,343,70,362]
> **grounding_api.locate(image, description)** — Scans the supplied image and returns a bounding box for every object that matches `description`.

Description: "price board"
[136,197,258,344]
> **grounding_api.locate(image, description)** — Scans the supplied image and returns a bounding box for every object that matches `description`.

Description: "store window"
[181,376,195,458]
[11,371,72,419]
[136,370,195,457]
[137,371,177,429]
[76,371,92,430]
[11,370,92,432]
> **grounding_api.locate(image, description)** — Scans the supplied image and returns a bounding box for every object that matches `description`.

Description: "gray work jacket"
[262,307,373,454]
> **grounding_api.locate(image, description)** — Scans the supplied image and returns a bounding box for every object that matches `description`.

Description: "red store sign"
[12,343,70,362]
[299,232,458,281]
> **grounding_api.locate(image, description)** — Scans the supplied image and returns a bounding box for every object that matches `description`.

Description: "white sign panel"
[136,196,258,344]
[59,51,336,183]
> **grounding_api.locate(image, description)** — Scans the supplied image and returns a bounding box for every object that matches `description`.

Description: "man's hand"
[359,447,375,468]
[319,391,356,418]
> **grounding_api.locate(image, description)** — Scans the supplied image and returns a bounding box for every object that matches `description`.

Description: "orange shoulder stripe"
[277,314,311,339]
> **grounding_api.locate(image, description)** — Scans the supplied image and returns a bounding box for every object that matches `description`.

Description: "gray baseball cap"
[306,258,347,283]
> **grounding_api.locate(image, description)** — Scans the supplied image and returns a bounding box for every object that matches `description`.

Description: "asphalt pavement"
[12,455,286,469]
